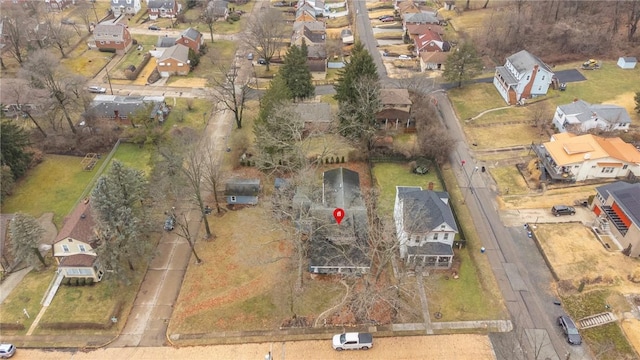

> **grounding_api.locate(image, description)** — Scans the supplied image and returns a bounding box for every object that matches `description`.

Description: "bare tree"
[244,9,289,71]
[201,3,217,44]
[337,77,381,153]
[77,3,96,34]
[629,0,640,41]
[2,10,28,65]
[253,102,306,173]
[209,62,250,129]
[173,211,203,264]
[413,93,455,164]
[531,102,550,137]
[202,143,224,214]
[6,80,48,137]
[19,50,84,134]
[46,17,75,58]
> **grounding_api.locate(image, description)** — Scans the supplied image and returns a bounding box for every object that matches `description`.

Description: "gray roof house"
[207,0,230,19]
[225,178,261,205]
[493,50,554,105]
[593,181,640,257]
[147,0,180,19]
[394,186,458,268]
[292,102,332,135]
[553,99,632,134]
[157,36,178,48]
[111,0,142,17]
[308,168,370,275]
[87,95,169,123]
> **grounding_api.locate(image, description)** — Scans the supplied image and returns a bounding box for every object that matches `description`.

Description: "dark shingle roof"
[407,242,453,256]
[507,50,553,74]
[157,36,177,48]
[147,0,175,9]
[596,181,640,226]
[322,168,363,209]
[59,253,98,267]
[397,187,458,233]
[55,200,97,245]
[225,178,261,196]
[180,28,200,42]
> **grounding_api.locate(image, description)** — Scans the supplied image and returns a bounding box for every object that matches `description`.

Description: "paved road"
[433,91,590,360]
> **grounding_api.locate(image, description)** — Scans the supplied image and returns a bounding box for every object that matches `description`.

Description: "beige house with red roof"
[53,200,104,282]
[377,89,413,130]
[420,51,449,71]
[534,133,640,182]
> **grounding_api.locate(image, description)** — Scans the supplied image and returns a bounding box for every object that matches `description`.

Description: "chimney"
[428,182,434,190]
[114,110,119,119]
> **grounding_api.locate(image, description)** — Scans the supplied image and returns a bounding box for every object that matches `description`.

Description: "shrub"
[228,13,241,22]
[78,278,86,286]
[62,278,71,286]
[0,323,25,331]
[86,278,94,286]
[70,278,78,286]
[341,156,345,163]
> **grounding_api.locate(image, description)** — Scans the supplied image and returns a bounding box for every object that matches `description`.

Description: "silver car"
[88,86,107,94]
[0,344,15,359]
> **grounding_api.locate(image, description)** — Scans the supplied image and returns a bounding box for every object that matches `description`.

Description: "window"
[115,41,120,44]
[601,167,614,173]
[159,62,165,66]
[591,166,596,168]
[78,244,86,252]
[62,244,70,253]
[542,75,545,80]
[538,86,542,91]
[432,233,438,240]
[623,165,628,170]
[177,63,184,67]
[443,233,449,240]
[166,62,171,66]
[230,196,237,202]
[526,75,530,81]
[100,41,104,44]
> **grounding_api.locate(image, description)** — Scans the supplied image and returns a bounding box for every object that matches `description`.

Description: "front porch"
[530,143,576,183]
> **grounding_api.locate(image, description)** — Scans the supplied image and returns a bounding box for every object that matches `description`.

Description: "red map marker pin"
[333,208,345,225]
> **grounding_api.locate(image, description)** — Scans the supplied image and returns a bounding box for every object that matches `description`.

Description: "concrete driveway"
[500,206,595,227]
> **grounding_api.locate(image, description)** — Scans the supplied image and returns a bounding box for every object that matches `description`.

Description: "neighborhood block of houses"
[494,50,554,105]
[552,99,632,134]
[534,133,640,182]
[394,186,458,269]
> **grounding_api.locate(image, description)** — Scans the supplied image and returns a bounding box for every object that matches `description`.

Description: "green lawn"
[562,290,636,360]
[1,155,106,226]
[62,49,113,78]
[0,268,56,334]
[112,143,154,176]
[164,98,214,131]
[372,162,442,215]
[448,83,509,121]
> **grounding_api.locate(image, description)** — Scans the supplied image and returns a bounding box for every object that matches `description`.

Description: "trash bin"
[480,247,486,253]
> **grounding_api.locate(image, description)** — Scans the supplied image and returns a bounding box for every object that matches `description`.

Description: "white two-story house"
[493,50,554,105]
[394,186,458,268]
[111,0,141,17]
[552,99,632,134]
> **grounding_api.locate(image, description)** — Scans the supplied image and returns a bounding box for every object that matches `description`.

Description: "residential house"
[111,0,142,17]
[552,99,632,134]
[493,50,554,105]
[291,21,326,47]
[377,88,413,130]
[394,186,458,268]
[413,29,450,55]
[617,57,637,69]
[297,0,325,17]
[420,51,449,71]
[52,200,104,282]
[292,102,332,136]
[156,35,177,49]
[403,11,440,31]
[532,133,640,182]
[406,24,444,40]
[94,23,133,55]
[225,178,261,205]
[396,0,421,15]
[308,168,370,275]
[295,3,317,22]
[206,0,229,20]
[147,0,179,19]
[87,95,169,123]
[45,0,72,11]
[176,27,203,53]
[592,181,640,257]
[157,44,190,77]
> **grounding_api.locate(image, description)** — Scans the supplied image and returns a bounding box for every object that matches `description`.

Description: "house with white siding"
[493,50,554,105]
[552,99,631,134]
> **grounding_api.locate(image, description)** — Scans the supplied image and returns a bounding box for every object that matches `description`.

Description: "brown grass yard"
[498,184,598,210]
[464,123,543,150]
[534,223,639,294]
[0,268,55,335]
[169,206,347,334]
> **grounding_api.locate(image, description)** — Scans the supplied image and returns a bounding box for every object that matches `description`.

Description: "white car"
[88,86,107,94]
[398,55,411,60]
[0,344,15,359]
[332,332,373,351]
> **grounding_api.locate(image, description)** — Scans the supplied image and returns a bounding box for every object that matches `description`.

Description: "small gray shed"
[225,178,260,205]
[617,57,637,69]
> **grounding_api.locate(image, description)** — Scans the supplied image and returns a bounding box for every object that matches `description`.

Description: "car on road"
[398,55,411,60]
[148,25,160,31]
[257,58,267,65]
[380,17,395,22]
[0,344,15,358]
[88,86,107,94]
[332,332,373,351]
[557,315,582,345]
[551,205,576,216]
[164,215,176,231]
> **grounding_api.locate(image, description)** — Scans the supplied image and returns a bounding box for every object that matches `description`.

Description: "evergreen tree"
[443,43,483,88]
[280,43,315,101]
[9,213,46,269]
[91,161,149,283]
[334,42,379,104]
[258,74,293,123]
[0,120,33,180]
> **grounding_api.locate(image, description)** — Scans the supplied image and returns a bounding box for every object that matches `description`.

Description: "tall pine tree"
[443,43,483,88]
[334,42,379,104]
[1,120,33,180]
[9,213,46,269]
[280,43,315,101]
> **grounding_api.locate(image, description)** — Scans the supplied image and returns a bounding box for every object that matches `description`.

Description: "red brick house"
[175,27,203,53]
[148,0,180,19]
[94,23,132,55]
[157,44,190,77]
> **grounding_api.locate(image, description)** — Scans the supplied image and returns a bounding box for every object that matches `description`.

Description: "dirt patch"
[168,77,208,88]
[498,184,598,210]
[533,223,639,294]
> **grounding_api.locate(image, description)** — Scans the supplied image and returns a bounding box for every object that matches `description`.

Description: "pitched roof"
[147,0,175,9]
[376,108,410,121]
[407,242,453,256]
[59,253,97,267]
[293,102,331,123]
[397,187,458,233]
[380,89,412,106]
[307,59,326,72]
[404,11,440,24]
[397,0,420,13]
[507,50,552,74]
[88,95,167,119]
[407,24,444,35]
[420,51,450,64]
[55,200,96,244]
[620,56,637,63]
[94,23,127,41]
[545,133,640,166]
[558,100,631,125]
[180,27,201,42]
[322,168,363,209]
[157,36,177,48]
[293,21,325,33]
[225,178,260,196]
[595,181,640,226]
[159,43,189,62]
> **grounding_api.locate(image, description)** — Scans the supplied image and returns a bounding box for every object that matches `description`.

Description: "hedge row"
[62,277,95,286]
[0,323,25,331]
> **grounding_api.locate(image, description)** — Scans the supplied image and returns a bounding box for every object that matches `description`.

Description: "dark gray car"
[552,205,576,216]
[558,315,582,345]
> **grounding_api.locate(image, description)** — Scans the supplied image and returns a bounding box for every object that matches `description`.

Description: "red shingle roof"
[55,200,97,245]
[59,253,97,267]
